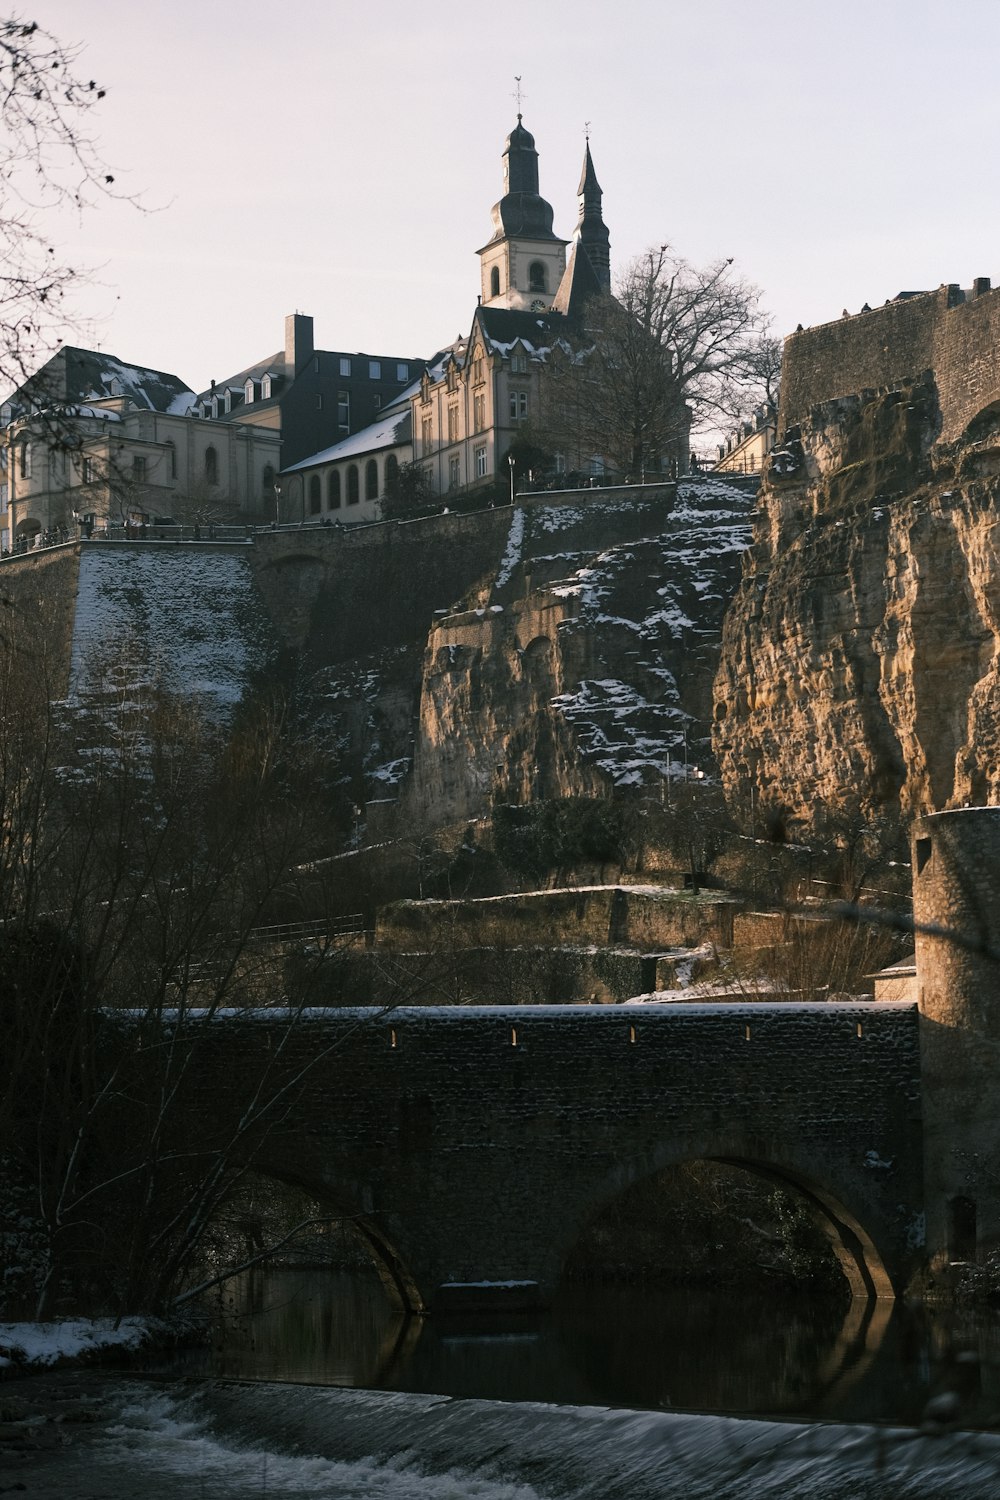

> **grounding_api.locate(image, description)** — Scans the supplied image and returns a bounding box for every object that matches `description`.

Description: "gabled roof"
[474,305,564,355]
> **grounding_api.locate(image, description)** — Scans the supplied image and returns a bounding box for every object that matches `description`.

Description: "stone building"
[280,117,616,515]
[0,347,282,549]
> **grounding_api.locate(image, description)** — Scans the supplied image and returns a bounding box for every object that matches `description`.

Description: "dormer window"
[244,379,256,404]
[0,403,11,425]
[109,376,124,397]
[211,396,220,419]
[261,374,272,399]
[510,350,528,375]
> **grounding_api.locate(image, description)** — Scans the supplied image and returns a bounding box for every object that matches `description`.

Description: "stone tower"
[478,116,568,314]
[912,807,1000,1270]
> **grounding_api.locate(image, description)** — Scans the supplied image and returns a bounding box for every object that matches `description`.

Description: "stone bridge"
[214,999,924,1313]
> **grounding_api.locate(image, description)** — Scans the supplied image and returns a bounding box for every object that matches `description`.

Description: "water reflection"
[148,1267,1000,1428]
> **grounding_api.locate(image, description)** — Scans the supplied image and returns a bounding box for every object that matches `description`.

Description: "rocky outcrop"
[714,374,1000,839]
[407,481,754,825]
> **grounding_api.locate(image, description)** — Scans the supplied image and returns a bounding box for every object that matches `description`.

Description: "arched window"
[327,470,341,509]
[309,474,321,514]
[165,440,177,479]
[347,464,359,505]
[262,463,275,496]
[204,446,218,485]
[365,459,378,500]
[386,453,399,489]
[490,265,500,298]
[18,440,30,479]
[529,261,546,292]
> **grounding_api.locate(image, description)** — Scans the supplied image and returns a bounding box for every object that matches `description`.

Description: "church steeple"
[478,116,567,312]
[574,138,611,292]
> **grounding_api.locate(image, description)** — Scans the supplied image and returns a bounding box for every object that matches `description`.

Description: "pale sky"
[20,0,1000,391]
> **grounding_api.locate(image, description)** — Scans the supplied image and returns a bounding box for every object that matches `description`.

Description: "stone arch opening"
[561,1155,894,1304]
[201,1167,426,1315]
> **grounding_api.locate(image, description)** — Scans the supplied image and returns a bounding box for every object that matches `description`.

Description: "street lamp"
[508,453,516,507]
[273,481,281,528]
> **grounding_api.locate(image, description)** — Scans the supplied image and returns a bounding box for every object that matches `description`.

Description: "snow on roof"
[282,400,412,472]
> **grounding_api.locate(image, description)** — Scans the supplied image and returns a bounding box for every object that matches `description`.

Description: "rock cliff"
[406,481,754,825]
[714,374,1000,840]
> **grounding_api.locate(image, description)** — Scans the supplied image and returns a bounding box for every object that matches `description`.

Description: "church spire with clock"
[478,115,568,313]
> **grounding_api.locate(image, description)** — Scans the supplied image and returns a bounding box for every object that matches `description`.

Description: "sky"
[17,0,1000,393]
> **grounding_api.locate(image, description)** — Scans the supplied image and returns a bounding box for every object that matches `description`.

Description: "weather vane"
[584,120,591,143]
[513,75,525,117]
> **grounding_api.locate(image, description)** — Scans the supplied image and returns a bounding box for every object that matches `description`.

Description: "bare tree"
[538,246,770,479]
[0,16,131,396]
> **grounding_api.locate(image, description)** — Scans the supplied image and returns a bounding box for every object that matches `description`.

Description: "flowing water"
[10,1270,1000,1498]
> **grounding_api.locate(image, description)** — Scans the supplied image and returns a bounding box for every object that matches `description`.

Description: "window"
[529,261,546,293]
[165,440,177,479]
[327,470,341,509]
[448,456,460,491]
[224,389,233,413]
[386,453,399,488]
[132,456,146,482]
[211,396,220,419]
[421,416,433,455]
[316,394,323,410]
[0,403,11,425]
[81,455,93,484]
[369,360,381,380]
[474,393,486,433]
[309,474,321,513]
[472,357,484,384]
[261,374,272,399]
[262,463,275,496]
[339,357,351,377]
[347,464,359,504]
[553,451,566,475]
[396,363,408,381]
[204,446,218,484]
[490,266,500,298]
[475,445,488,479]
[365,458,378,500]
[373,394,381,410]
[109,376,124,396]
[338,391,350,428]
[510,351,528,374]
[509,391,528,422]
[447,403,459,443]
[244,379,255,403]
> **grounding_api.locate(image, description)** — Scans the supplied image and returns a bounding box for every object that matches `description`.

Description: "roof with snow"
[280,396,413,472]
[5,346,194,417]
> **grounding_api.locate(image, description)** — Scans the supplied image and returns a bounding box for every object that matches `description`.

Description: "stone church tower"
[478,116,568,314]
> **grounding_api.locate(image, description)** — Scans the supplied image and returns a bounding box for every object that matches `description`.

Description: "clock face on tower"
[530,299,546,312]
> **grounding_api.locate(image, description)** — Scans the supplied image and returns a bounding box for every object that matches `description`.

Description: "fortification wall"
[779,282,1000,445]
[248,484,676,663]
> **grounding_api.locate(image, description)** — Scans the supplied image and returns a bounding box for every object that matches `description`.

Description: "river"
[7,1269,1000,1498]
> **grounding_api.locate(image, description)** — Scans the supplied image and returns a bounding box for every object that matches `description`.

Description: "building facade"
[0,349,282,549]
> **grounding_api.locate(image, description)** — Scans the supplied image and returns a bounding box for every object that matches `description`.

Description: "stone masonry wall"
[780,281,1000,446]
[202,1002,924,1306]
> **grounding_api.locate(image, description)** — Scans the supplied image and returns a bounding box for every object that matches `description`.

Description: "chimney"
[285,313,314,376]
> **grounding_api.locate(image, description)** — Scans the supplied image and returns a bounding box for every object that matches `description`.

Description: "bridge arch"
[558,1146,895,1303]
[229,1163,427,1315]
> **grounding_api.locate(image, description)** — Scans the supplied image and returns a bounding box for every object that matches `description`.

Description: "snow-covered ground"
[0,1318,158,1370]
